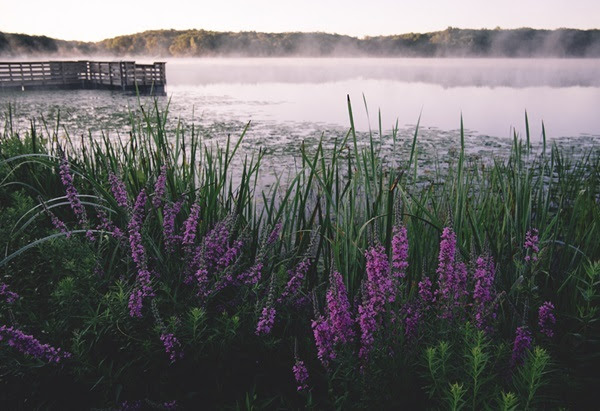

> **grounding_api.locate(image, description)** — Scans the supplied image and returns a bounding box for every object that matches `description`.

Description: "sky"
[1,0,598,41]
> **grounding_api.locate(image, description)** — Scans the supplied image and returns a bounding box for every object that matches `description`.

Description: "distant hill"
[2,28,600,57]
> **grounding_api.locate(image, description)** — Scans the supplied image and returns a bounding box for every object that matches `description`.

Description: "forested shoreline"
[2,27,600,57]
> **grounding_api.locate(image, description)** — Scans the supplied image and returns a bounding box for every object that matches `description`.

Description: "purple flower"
[326,271,354,343]
[435,227,468,318]
[160,332,183,363]
[404,305,421,339]
[194,267,210,296]
[128,190,148,270]
[436,227,457,300]
[0,283,19,304]
[418,276,433,303]
[278,259,311,303]
[524,228,540,262]
[292,359,309,391]
[238,262,263,286]
[49,211,71,237]
[127,190,155,317]
[0,325,71,363]
[181,204,201,246]
[473,256,496,330]
[357,302,377,362]
[163,200,183,252]
[510,326,532,369]
[538,301,556,338]
[357,243,394,361]
[364,243,393,306]
[216,238,243,270]
[163,400,177,410]
[108,172,129,209]
[152,166,168,209]
[256,306,276,335]
[267,221,282,245]
[119,400,143,411]
[311,315,336,367]
[59,156,87,225]
[128,269,154,318]
[202,218,231,268]
[392,225,409,279]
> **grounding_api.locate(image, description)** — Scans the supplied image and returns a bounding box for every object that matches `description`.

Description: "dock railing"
[0,60,166,94]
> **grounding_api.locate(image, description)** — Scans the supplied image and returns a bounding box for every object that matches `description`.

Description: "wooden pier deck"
[0,61,166,94]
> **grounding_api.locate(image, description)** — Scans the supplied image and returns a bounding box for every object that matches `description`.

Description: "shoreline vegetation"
[2,27,600,57]
[0,101,599,409]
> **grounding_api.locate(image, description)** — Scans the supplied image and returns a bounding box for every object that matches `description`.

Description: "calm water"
[2,58,599,179]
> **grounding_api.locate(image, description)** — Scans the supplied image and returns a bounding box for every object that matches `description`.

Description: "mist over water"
[163,58,600,139]
[2,58,599,182]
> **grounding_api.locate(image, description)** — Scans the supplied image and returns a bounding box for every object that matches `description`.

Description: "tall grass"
[0,100,598,408]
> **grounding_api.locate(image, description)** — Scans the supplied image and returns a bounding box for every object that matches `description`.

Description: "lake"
[1,58,599,178]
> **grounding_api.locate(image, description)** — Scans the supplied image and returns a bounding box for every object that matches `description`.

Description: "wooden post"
[120,61,126,90]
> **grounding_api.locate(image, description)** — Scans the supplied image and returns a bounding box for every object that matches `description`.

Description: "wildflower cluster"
[524,228,540,262]
[292,359,309,391]
[160,332,183,363]
[472,255,496,331]
[109,172,129,208]
[358,243,392,361]
[128,189,154,317]
[510,326,532,369]
[0,325,71,363]
[538,301,556,337]
[0,282,19,304]
[279,259,311,304]
[152,165,167,208]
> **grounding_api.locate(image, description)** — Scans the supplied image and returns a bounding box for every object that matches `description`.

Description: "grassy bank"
[0,102,598,409]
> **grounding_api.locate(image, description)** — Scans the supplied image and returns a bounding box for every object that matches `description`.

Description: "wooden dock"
[0,61,166,94]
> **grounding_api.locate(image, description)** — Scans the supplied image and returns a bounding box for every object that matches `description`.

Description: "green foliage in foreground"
[0,102,598,409]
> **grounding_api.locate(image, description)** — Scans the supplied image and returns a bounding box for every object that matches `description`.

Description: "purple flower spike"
[311,315,336,367]
[326,271,354,343]
[256,306,276,335]
[292,359,309,391]
[418,276,433,303]
[0,283,19,304]
[510,326,532,369]
[49,211,70,238]
[127,190,155,317]
[0,325,71,363]
[278,259,311,303]
[238,262,263,286]
[524,228,540,262]
[436,227,457,300]
[473,256,496,330]
[357,302,377,362]
[392,225,409,279]
[364,243,393,306]
[160,332,183,363]
[538,301,556,337]
[181,204,201,246]
[108,172,130,209]
[152,166,168,209]
[267,221,282,245]
[404,305,421,339]
[59,156,87,226]
[163,199,184,252]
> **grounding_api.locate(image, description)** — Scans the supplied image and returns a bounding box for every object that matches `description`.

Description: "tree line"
[2,27,600,57]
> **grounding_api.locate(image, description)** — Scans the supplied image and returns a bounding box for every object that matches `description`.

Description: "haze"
[2,0,599,42]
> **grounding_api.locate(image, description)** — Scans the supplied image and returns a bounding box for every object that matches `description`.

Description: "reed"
[0,100,598,409]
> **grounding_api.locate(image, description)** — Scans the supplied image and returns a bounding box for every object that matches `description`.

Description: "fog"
[166,58,600,88]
